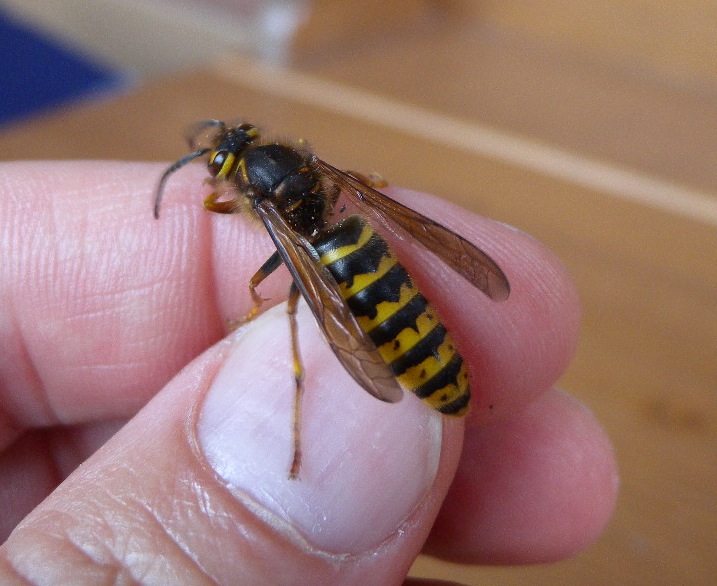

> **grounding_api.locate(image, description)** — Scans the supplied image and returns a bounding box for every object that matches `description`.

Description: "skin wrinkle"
[0,181,45,426]
[3,173,154,431]
[6,312,57,428]
[132,499,215,584]
[156,175,209,279]
[14,509,124,581]
[159,185,227,354]
[69,276,168,313]
[65,529,124,577]
[54,476,206,582]
[184,481,246,551]
[47,187,88,313]
[0,554,33,585]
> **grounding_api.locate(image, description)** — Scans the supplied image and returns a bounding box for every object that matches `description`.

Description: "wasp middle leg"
[226,251,282,331]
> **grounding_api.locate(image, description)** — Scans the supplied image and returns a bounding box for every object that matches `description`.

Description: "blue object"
[0,9,131,127]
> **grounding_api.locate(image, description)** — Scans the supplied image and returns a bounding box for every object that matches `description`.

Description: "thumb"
[2,303,464,584]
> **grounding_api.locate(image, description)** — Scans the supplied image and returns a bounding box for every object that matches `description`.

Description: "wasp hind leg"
[287,281,305,480]
[227,251,282,331]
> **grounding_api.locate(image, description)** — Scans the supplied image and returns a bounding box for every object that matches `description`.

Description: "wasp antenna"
[185,119,226,149]
[154,147,211,219]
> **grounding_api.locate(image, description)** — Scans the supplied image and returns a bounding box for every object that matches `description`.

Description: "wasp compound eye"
[209,150,231,177]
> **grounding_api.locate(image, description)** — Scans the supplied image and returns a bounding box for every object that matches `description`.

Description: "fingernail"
[196,304,442,554]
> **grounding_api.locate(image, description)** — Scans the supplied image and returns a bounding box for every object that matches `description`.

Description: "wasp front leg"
[227,252,282,331]
[203,190,240,214]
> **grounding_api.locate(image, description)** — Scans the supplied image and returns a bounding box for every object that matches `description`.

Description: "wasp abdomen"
[314,216,470,415]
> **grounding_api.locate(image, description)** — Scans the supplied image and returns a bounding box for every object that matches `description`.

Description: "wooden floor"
[0,3,715,584]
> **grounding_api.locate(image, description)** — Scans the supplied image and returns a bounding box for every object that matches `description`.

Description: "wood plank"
[296,20,717,196]
[472,0,717,84]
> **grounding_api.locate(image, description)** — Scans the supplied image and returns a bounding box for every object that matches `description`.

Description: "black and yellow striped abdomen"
[313,216,470,415]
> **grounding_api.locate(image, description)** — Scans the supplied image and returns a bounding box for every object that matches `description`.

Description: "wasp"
[155,120,510,478]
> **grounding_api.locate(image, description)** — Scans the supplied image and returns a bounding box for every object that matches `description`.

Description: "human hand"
[0,161,617,584]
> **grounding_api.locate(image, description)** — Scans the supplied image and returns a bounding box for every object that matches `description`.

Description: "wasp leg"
[227,252,282,331]
[204,190,240,214]
[287,281,305,480]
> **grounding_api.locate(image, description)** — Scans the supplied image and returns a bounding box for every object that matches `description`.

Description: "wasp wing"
[254,199,403,403]
[314,159,510,301]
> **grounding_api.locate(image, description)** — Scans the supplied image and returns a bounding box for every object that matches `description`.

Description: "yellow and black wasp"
[155,120,510,478]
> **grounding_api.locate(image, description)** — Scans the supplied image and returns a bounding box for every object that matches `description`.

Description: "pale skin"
[0,161,618,584]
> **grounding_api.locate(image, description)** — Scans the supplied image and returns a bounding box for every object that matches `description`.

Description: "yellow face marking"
[319,223,374,265]
[210,151,237,180]
[396,336,458,391]
[355,283,420,332]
